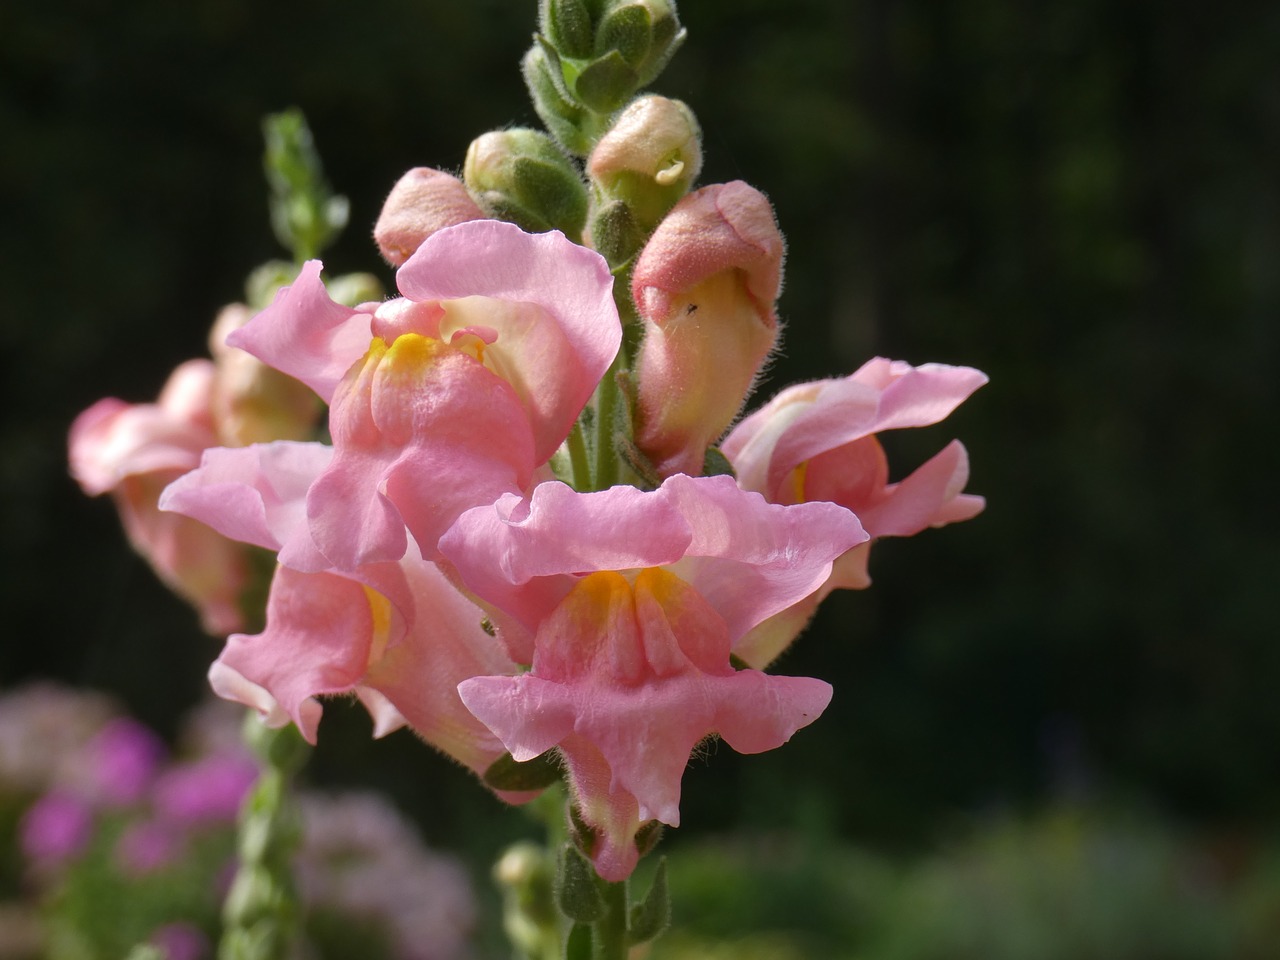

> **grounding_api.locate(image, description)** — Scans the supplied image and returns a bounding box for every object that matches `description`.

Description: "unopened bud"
[324,271,383,308]
[464,129,588,241]
[588,95,701,236]
[595,0,685,89]
[631,181,785,478]
[374,167,486,266]
[208,304,321,447]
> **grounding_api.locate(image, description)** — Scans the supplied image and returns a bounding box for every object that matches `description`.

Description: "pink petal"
[632,181,784,329]
[396,220,621,463]
[69,361,217,495]
[226,261,373,404]
[159,442,333,572]
[310,336,535,568]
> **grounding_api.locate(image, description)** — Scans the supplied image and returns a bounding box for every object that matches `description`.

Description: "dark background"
[3,0,1278,862]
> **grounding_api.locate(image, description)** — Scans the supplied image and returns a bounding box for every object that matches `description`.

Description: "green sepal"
[523,45,595,156]
[627,857,671,944]
[556,843,605,921]
[565,921,594,960]
[567,802,599,858]
[541,0,594,59]
[701,445,737,479]
[596,2,652,67]
[483,750,563,792]
[637,25,686,87]
[615,432,662,490]
[633,819,665,858]
[574,50,640,113]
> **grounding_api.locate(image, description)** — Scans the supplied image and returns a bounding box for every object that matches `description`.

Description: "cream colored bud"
[208,304,321,447]
[588,95,701,190]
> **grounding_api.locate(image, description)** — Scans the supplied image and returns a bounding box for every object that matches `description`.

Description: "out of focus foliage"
[2,0,1277,855]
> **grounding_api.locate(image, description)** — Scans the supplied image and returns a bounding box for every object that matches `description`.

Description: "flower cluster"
[69,0,987,892]
[1,686,477,960]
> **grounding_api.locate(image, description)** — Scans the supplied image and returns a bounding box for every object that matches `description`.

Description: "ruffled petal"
[397,220,620,462]
[226,260,374,404]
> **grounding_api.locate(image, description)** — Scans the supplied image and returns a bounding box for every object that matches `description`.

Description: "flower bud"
[595,0,685,89]
[587,95,701,238]
[373,167,487,266]
[464,129,589,241]
[630,181,784,478]
[531,1,686,121]
[208,304,322,447]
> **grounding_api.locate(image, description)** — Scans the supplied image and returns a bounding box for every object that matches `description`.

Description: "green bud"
[262,109,349,263]
[596,0,686,89]
[465,128,589,241]
[325,271,383,307]
[587,198,647,268]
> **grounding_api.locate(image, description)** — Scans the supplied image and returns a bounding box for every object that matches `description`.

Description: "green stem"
[593,353,624,491]
[218,715,309,960]
[593,879,630,960]
[565,419,593,492]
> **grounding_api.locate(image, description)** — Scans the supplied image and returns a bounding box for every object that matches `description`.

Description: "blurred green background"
[3,0,1279,952]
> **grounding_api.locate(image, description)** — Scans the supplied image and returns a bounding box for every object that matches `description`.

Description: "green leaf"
[627,857,671,944]
[483,750,563,792]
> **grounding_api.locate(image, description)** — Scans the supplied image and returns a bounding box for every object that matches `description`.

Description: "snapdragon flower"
[722,357,988,666]
[443,474,867,880]
[198,218,620,570]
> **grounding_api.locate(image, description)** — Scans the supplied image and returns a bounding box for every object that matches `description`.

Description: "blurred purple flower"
[149,922,209,960]
[85,717,167,806]
[20,790,93,865]
[153,753,258,825]
[115,819,184,876]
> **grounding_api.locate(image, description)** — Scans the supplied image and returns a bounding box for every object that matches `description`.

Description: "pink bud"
[373,167,486,266]
[631,181,784,477]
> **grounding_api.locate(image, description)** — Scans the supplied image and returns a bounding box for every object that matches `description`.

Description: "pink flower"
[20,791,93,866]
[83,717,167,807]
[444,474,865,880]
[115,819,183,876]
[722,357,988,666]
[208,550,530,800]
[630,181,785,478]
[220,219,620,569]
[151,753,258,825]
[69,360,250,634]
